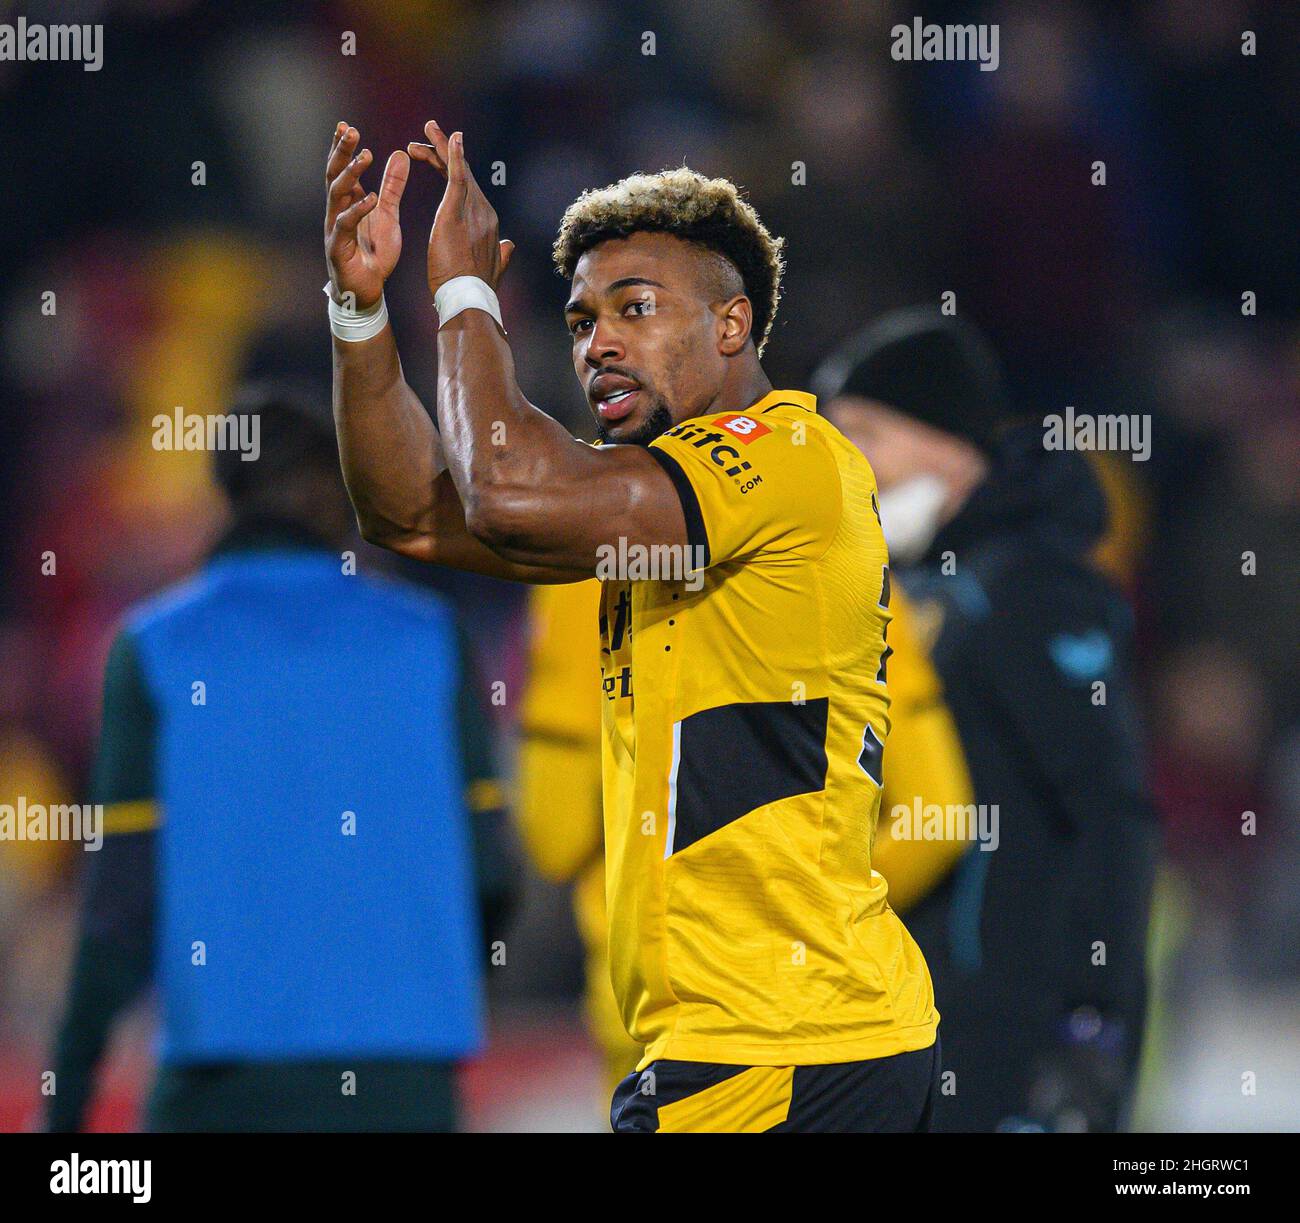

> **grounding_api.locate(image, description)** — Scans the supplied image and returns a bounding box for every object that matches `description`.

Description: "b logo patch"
[714,414,771,444]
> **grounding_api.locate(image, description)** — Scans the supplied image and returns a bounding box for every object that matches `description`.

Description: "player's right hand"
[324,122,409,311]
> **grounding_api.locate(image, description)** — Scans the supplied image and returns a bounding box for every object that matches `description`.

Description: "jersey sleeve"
[647,412,841,567]
[90,628,158,821]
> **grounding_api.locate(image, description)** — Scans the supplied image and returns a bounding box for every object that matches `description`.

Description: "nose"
[582,316,625,369]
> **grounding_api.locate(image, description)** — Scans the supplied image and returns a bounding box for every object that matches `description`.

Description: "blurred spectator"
[45,387,513,1131]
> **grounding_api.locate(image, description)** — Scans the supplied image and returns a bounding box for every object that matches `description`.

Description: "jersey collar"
[746,389,818,415]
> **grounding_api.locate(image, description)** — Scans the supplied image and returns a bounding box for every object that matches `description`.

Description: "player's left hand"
[408,121,514,296]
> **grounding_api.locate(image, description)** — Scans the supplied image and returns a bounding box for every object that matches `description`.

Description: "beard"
[597,400,674,448]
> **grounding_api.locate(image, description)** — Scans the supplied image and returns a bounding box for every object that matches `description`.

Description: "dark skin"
[323,119,772,580]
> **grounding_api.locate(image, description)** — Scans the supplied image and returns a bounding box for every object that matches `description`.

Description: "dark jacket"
[898,425,1157,1132]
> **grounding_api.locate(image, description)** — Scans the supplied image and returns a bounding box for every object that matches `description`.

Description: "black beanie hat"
[812,306,1012,452]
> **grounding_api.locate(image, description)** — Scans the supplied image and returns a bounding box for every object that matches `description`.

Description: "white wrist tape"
[434,275,505,332]
[324,282,389,342]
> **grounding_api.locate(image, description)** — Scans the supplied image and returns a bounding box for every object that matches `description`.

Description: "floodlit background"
[1,0,1298,1131]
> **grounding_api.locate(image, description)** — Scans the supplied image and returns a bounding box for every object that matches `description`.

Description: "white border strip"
[664,719,682,859]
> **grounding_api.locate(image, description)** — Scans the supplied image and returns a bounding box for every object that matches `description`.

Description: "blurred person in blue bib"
[46,385,513,1132]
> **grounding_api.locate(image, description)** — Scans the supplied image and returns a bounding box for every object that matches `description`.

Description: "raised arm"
[323,122,587,582]
[410,123,689,572]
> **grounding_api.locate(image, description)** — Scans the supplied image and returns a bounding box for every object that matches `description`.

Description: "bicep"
[387,469,599,584]
[466,443,689,573]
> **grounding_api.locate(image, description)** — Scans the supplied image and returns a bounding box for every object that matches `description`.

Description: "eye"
[625,298,654,318]
[569,318,593,336]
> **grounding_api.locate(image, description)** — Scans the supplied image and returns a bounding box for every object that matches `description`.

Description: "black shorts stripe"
[609,1061,747,1132]
[769,1039,941,1133]
[610,1039,942,1133]
[647,446,710,569]
[671,698,829,855]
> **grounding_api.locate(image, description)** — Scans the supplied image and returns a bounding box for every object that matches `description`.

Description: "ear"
[717,295,753,356]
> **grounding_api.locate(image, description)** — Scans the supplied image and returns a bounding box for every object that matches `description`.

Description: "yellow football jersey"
[600,388,939,1069]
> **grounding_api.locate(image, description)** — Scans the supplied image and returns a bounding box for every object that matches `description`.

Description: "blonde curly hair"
[553,167,785,356]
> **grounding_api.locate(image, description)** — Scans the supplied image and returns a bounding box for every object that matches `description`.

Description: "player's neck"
[712,367,773,417]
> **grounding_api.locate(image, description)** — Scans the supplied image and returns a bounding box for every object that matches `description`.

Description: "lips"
[596,389,640,422]
[591,373,642,422]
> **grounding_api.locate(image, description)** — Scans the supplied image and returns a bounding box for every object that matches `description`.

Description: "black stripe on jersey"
[671,698,829,854]
[647,447,711,568]
[857,724,884,786]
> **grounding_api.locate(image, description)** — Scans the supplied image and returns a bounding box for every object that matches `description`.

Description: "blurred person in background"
[817,307,1157,1132]
[515,579,643,1098]
[869,583,980,915]
[46,386,513,1132]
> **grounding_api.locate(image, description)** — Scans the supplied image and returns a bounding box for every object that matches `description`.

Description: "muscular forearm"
[333,317,588,581]
[332,325,444,547]
[437,311,584,488]
[436,311,603,560]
